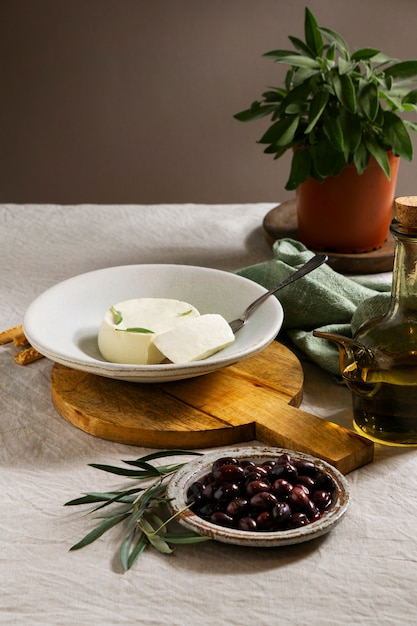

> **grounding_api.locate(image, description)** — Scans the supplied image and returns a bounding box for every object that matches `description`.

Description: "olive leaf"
[116,327,154,334]
[138,518,173,554]
[65,450,210,571]
[119,529,148,571]
[69,512,131,551]
[110,306,122,325]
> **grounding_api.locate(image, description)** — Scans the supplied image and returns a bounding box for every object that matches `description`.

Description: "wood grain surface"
[51,342,373,473]
[263,200,394,274]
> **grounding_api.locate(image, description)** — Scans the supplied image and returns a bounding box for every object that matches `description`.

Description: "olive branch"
[65,450,210,571]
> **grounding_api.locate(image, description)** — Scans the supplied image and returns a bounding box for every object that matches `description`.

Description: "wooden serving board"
[51,342,373,474]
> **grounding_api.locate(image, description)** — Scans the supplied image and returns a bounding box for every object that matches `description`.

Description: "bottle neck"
[390,221,417,312]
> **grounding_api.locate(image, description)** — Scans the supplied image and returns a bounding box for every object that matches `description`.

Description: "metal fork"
[228,253,328,333]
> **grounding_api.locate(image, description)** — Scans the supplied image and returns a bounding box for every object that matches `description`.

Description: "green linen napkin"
[236,238,391,375]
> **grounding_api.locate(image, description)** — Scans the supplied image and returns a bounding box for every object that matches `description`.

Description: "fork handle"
[240,253,328,323]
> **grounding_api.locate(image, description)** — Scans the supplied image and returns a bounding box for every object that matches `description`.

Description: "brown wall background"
[1,0,416,204]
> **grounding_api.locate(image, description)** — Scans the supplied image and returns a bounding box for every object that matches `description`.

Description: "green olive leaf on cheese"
[110,306,123,325]
[116,327,155,334]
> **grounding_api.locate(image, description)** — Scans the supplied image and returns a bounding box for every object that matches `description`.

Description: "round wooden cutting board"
[51,341,374,474]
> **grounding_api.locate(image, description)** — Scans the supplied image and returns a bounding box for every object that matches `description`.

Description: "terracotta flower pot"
[296,153,400,253]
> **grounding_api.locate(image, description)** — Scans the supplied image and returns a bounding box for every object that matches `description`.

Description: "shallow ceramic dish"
[166,446,350,547]
[23,264,284,383]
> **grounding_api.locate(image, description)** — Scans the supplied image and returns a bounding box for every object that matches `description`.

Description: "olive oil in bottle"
[351,197,417,445]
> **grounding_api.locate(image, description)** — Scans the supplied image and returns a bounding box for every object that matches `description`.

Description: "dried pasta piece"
[0,324,24,345]
[13,332,29,347]
[14,346,44,366]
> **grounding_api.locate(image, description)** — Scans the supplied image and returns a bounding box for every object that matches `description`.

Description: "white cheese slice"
[153,313,235,364]
[98,298,200,364]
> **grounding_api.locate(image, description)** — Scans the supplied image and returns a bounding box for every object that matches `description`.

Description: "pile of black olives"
[187,453,336,532]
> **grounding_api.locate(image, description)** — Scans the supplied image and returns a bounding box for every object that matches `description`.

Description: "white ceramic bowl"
[23,264,284,383]
[166,446,350,547]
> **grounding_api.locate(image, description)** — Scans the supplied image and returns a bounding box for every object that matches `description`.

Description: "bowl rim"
[166,446,350,547]
[23,264,284,382]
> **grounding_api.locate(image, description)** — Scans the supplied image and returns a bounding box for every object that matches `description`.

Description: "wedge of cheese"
[153,313,235,364]
[98,298,200,364]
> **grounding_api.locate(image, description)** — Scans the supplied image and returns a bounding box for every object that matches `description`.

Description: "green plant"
[235,7,417,190]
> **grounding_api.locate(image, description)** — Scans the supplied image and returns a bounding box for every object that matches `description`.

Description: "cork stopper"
[394,196,417,229]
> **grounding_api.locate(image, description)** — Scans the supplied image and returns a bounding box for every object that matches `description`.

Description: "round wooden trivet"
[263,200,394,274]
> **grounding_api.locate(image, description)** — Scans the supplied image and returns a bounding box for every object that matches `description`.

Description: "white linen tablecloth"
[1,203,416,626]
